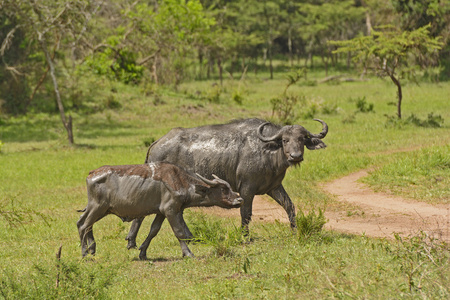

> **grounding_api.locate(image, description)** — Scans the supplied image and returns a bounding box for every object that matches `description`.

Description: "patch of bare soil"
[323,170,449,242]
[195,170,449,242]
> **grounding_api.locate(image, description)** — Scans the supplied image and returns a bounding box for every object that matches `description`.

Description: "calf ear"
[194,185,209,197]
[305,138,326,150]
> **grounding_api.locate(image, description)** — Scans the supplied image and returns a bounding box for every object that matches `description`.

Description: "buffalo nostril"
[290,153,303,160]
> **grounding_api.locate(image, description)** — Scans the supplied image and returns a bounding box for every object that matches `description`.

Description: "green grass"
[363,145,450,204]
[0,71,449,298]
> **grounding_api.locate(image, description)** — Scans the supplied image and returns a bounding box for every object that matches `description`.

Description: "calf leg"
[127,215,193,249]
[126,217,144,249]
[166,212,194,258]
[77,206,107,257]
[267,184,297,230]
[139,214,165,260]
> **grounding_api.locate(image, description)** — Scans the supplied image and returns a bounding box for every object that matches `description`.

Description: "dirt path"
[195,170,449,242]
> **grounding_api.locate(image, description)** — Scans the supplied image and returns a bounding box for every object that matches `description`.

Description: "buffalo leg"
[239,195,255,235]
[139,214,165,260]
[166,212,194,258]
[126,217,144,249]
[267,185,297,229]
[180,210,194,241]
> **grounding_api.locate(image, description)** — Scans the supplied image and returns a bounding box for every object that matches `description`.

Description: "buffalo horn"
[257,122,284,142]
[196,173,218,187]
[308,119,328,139]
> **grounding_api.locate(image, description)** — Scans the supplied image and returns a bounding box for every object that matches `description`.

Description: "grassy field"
[0,71,449,298]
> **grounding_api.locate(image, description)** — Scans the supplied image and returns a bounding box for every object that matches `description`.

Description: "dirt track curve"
[195,170,450,242]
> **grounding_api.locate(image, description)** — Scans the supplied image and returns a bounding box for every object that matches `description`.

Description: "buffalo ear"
[305,137,326,150]
[194,185,209,197]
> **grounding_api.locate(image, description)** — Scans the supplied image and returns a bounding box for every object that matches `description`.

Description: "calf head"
[195,174,243,208]
[257,119,328,165]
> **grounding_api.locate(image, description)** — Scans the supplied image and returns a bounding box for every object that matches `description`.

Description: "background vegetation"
[0,0,449,298]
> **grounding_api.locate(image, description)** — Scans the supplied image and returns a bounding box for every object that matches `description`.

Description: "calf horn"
[257,122,284,142]
[196,173,218,187]
[307,119,328,139]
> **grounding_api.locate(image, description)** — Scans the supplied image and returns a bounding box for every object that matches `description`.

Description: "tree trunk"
[40,38,74,145]
[218,57,223,86]
[152,53,159,85]
[366,11,373,36]
[268,39,273,80]
[389,74,402,119]
[198,49,203,80]
[288,27,293,67]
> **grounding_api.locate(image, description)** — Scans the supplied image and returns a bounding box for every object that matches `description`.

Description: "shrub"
[188,213,246,257]
[0,259,116,298]
[385,113,444,128]
[271,69,307,124]
[296,208,327,241]
[391,232,449,293]
[204,84,222,103]
[270,94,304,125]
[355,96,374,113]
[231,89,244,105]
[406,113,444,128]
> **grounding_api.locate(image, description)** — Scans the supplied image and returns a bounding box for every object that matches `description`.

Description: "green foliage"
[355,96,375,113]
[332,25,443,73]
[295,208,327,241]
[231,89,244,105]
[202,84,222,103]
[385,112,444,128]
[0,140,3,153]
[331,24,444,118]
[187,213,246,257]
[0,197,49,227]
[270,69,306,124]
[391,231,449,293]
[1,258,116,298]
[406,112,444,128]
[83,41,144,85]
[270,94,303,125]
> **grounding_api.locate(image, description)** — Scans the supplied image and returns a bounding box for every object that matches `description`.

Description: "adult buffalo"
[126,118,328,249]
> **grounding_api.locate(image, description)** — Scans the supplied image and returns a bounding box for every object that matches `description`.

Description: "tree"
[1,0,100,144]
[122,0,215,86]
[298,0,365,74]
[331,25,443,119]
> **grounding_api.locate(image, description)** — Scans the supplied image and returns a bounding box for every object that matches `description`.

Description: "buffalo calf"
[77,161,243,260]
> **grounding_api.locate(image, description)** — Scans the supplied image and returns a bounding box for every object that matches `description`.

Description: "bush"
[296,208,327,241]
[188,213,246,257]
[391,231,449,293]
[385,113,444,128]
[406,113,444,128]
[204,84,222,103]
[0,259,116,298]
[355,96,374,113]
[270,94,304,125]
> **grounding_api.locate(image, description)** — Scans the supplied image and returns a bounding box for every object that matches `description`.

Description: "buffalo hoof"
[127,240,137,250]
[139,253,148,260]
